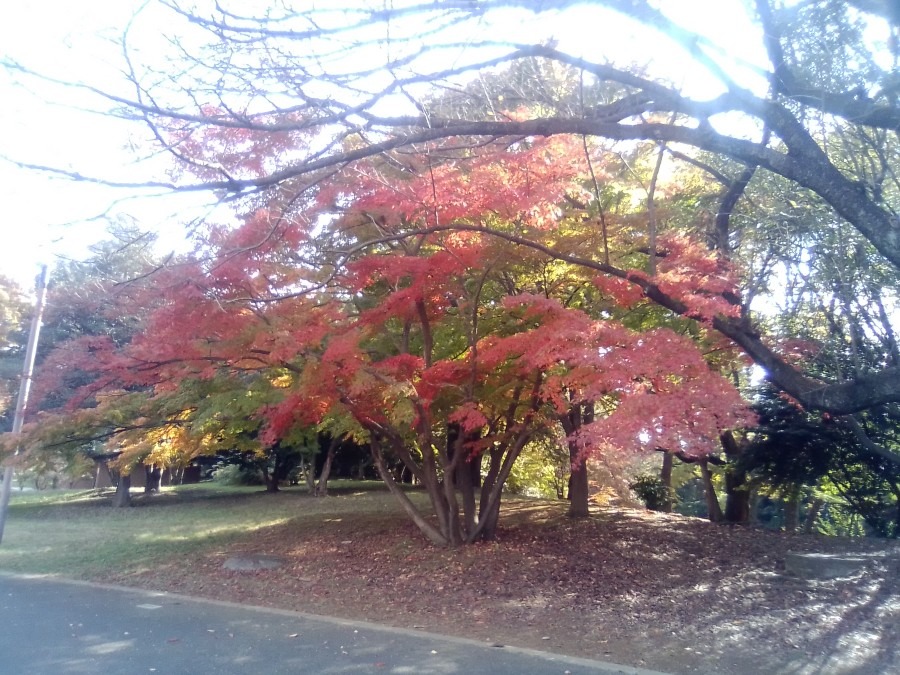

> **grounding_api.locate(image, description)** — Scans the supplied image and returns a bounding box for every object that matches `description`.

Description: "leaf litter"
[92,497,899,674]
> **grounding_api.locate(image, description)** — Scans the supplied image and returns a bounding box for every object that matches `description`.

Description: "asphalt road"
[0,574,667,675]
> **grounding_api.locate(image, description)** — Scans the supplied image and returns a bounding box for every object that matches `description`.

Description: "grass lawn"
[0,481,416,577]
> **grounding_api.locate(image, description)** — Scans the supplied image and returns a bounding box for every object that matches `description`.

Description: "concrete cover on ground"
[0,574,668,675]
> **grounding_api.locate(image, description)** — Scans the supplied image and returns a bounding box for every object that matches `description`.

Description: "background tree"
[0,275,29,433]
[743,387,900,537]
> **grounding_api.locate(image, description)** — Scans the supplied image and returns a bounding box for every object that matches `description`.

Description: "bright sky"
[1,2,126,284]
[0,0,204,288]
[0,0,764,290]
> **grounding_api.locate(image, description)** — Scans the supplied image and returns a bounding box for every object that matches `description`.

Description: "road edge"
[0,569,671,675]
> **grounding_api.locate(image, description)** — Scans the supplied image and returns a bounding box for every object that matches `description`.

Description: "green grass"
[0,481,414,577]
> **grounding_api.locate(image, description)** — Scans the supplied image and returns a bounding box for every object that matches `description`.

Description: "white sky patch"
[0,0,763,287]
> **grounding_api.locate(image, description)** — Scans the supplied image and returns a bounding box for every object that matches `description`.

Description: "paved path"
[0,574,666,674]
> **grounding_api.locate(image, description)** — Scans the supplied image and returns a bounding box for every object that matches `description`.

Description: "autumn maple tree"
[8,1,900,505]
[14,126,757,545]
[27,0,890,431]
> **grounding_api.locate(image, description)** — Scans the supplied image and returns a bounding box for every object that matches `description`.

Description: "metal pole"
[0,265,50,543]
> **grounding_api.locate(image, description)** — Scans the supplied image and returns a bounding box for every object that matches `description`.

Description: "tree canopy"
[9,0,888,417]
[6,0,900,539]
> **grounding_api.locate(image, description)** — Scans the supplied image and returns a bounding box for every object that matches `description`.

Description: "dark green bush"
[629,474,677,511]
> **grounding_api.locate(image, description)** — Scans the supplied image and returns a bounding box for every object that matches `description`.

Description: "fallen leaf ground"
[84,487,900,675]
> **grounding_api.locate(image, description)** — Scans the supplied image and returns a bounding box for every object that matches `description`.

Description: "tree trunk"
[659,451,674,513]
[724,472,751,523]
[371,440,447,546]
[438,421,474,545]
[469,428,533,543]
[144,465,161,493]
[783,491,800,532]
[479,497,502,541]
[749,490,760,525]
[112,474,131,508]
[458,456,478,536]
[699,459,723,522]
[262,465,278,493]
[567,452,590,518]
[441,453,464,546]
[560,402,593,518]
[721,431,751,524]
[478,447,504,513]
[421,446,452,541]
[803,497,824,534]
[315,437,338,497]
[891,484,900,535]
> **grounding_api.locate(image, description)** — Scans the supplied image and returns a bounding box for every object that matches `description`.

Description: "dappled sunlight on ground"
[3,486,897,674]
[133,518,292,543]
[122,500,898,673]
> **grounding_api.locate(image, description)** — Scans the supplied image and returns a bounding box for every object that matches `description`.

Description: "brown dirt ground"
[95,493,899,675]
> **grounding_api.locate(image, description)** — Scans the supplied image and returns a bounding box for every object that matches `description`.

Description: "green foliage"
[814,500,869,538]
[0,275,30,432]
[743,386,900,537]
[211,463,264,486]
[505,436,568,499]
[630,474,677,512]
[674,474,713,518]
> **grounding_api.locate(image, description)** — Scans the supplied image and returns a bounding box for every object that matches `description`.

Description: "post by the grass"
[0,265,50,544]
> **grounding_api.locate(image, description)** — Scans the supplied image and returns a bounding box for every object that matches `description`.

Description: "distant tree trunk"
[554,473,566,500]
[890,484,900,534]
[721,431,750,524]
[699,459,723,522]
[749,490,760,524]
[567,455,590,518]
[302,458,315,491]
[723,471,751,523]
[560,401,593,518]
[803,497,824,534]
[112,474,131,508]
[97,460,115,488]
[315,437,339,497]
[659,452,674,513]
[261,464,278,493]
[144,466,161,493]
[783,490,801,532]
